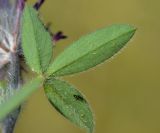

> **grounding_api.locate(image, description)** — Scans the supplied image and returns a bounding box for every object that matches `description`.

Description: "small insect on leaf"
[44,77,94,133]
[73,94,86,102]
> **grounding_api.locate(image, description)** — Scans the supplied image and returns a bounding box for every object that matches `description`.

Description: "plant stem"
[2,52,21,133]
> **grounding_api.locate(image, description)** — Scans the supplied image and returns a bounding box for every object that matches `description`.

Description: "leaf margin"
[46,24,136,77]
[44,77,95,133]
[22,5,53,74]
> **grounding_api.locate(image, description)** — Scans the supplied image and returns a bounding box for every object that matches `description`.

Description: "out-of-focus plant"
[0,0,136,133]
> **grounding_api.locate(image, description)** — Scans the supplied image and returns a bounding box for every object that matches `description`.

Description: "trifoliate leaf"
[47,24,136,76]
[22,5,53,73]
[44,77,94,133]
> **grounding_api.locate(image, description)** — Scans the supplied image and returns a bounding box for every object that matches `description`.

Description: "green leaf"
[22,5,53,73]
[44,78,94,133]
[46,24,136,77]
[0,77,43,120]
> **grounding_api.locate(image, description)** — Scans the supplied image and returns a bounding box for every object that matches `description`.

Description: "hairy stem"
[2,53,21,133]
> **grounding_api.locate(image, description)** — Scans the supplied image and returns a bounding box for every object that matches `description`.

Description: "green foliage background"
[15,0,160,133]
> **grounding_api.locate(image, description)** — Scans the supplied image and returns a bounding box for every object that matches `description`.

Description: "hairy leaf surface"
[22,5,53,73]
[44,78,94,133]
[47,24,136,76]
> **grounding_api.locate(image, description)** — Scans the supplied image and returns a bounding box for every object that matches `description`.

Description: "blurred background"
[16,0,160,133]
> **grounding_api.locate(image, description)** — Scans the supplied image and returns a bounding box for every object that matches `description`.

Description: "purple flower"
[53,31,67,42]
[33,0,45,10]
